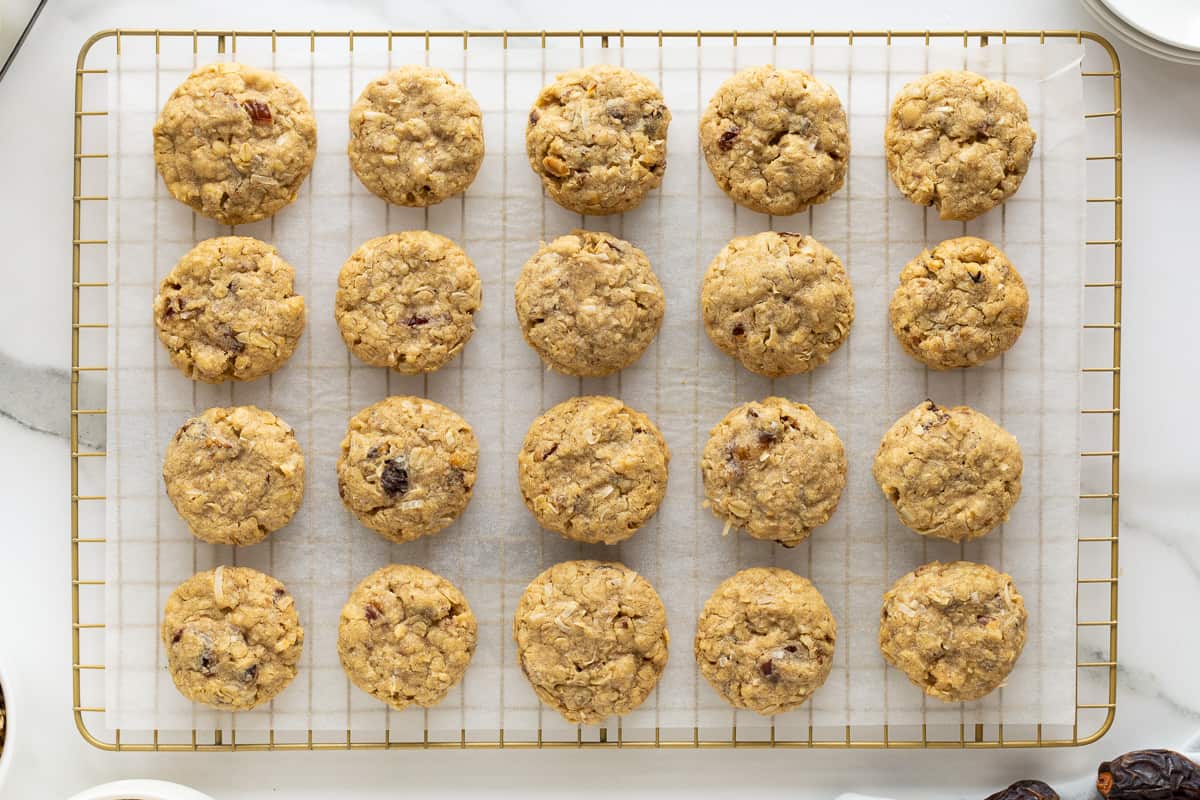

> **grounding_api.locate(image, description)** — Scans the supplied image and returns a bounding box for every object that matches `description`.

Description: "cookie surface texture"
[153,62,317,225]
[348,66,484,206]
[161,566,304,710]
[513,560,669,724]
[701,397,846,547]
[879,560,1027,702]
[526,64,670,215]
[885,69,1036,221]
[153,236,306,383]
[163,405,305,546]
[874,400,1022,542]
[336,231,481,374]
[700,65,849,215]
[337,396,478,543]
[515,230,664,377]
[695,567,836,715]
[518,395,669,545]
[338,564,477,710]
[889,236,1028,369]
[702,231,854,378]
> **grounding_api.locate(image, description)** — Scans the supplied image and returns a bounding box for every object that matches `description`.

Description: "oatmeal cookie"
[889,236,1028,369]
[338,564,477,710]
[153,236,306,383]
[335,231,481,374]
[162,566,304,710]
[695,567,836,715]
[337,396,478,543]
[518,396,669,545]
[348,66,484,206]
[526,64,671,215]
[163,406,305,546]
[700,65,849,216]
[885,70,1036,221]
[874,400,1022,542]
[513,560,669,724]
[701,398,846,547]
[701,231,854,377]
[153,62,317,225]
[514,230,664,376]
[879,560,1027,702]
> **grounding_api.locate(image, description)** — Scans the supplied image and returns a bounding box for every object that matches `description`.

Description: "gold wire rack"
[70,28,1122,751]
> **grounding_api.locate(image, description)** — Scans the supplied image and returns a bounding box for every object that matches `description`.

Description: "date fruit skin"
[984,779,1059,800]
[1098,749,1200,799]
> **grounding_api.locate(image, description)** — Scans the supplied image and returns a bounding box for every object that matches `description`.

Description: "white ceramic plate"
[1101,0,1200,52]
[67,780,215,800]
[1083,0,1200,64]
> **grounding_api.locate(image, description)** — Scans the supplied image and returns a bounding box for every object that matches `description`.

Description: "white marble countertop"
[1,0,1197,797]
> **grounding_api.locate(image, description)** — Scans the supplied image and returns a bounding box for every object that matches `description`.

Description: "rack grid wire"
[70,28,1122,751]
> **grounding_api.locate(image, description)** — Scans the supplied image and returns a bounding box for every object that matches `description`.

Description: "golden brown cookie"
[336,396,478,543]
[526,64,671,215]
[695,567,836,716]
[518,396,669,545]
[348,66,484,206]
[153,236,306,383]
[335,231,481,374]
[885,70,1036,221]
[701,398,846,547]
[153,62,317,225]
[879,560,1027,702]
[700,65,849,215]
[337,564,477,710]
[514,230,664,377]
[701,231,854,378]
[513,560,669,724]
[161,566,304,710]
[163,406,305,546]
[873,401,1022,542]
[889,236,1028,370]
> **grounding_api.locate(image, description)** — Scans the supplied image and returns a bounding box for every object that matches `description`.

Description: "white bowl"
[0,656,12,792]
[67,780,215,800]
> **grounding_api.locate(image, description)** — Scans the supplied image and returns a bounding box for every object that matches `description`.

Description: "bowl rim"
[66,779,216,800]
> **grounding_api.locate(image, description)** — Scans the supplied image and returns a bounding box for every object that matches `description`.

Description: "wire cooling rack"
[70,28,1122,750]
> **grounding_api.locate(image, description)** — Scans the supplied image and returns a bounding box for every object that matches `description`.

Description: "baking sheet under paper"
[106,36,1085,736]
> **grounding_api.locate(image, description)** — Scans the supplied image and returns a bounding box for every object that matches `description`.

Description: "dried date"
[1098,749,1200,799]
[242,99,272,125]
[984,780,1059,800]
[717,126,740,151]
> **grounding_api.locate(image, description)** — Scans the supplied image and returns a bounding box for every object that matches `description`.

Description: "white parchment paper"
[106,34,1085,739]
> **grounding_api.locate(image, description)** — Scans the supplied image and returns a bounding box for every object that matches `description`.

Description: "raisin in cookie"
[154,236,306,383]
[879,560,1027,702]
[515,230,664,376]
[163,406,305,546]
[153,62,317,225]
[338,564,477,710]
[526,64,670,215]
[519,396,669,545]
[337,396,478,543]
[874,401,1022,542]
[701,65,849,216]
[702,398,845,547]
[336,231,481,374]
[885,70,1036,221]
[513,560,669,724]
[348,66,484,206]
[696,568,836,716]
[702,232,853,378]
[889,236,1028,370]
[162,566,304,710]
